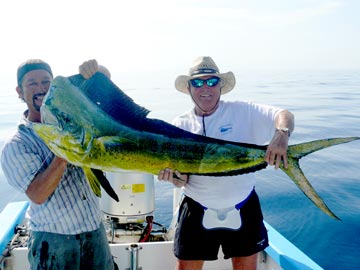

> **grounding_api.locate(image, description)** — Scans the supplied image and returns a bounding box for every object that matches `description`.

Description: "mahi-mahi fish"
[33,73,359,220]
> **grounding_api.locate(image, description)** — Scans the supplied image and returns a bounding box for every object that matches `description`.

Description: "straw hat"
[175,56,236,95]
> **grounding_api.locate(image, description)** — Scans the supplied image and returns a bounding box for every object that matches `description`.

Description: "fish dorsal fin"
[68,73,150,127]
[67,73,272,149]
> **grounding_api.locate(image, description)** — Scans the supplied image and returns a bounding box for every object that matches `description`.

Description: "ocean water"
[1,69,359,270]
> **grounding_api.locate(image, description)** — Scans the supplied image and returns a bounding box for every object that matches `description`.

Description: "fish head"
[33,122,91,165]
[40,76,85,129]
[40,75,120,134]
[34,75,124,165]
[34,76,98,164]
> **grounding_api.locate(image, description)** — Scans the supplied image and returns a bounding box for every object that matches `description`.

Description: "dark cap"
[17,59,53,86]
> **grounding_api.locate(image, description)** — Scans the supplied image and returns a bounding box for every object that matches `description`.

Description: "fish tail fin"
[288,137,360,159]
[281,137,359,220]
[83,167,119,202]
[280,157,340,220]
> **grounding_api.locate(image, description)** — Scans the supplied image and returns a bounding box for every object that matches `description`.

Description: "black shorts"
[174,190,269,260]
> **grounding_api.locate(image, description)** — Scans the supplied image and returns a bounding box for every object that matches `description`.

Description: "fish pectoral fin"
[91,169,119,202]
[83,167,101,197]
[83,167,119,202]
[281,157,340,220]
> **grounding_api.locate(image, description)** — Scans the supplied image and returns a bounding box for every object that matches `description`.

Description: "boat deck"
[0,201,324,270]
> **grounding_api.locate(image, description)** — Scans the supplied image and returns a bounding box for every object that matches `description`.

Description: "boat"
[0,172,324,270]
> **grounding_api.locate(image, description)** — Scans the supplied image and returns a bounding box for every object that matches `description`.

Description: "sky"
[1,0,359,83]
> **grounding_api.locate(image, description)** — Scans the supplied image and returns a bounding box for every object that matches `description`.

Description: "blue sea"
[1,69,359,270]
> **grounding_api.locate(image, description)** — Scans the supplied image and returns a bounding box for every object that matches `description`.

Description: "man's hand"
[79,59,99,79]
[158,168,188,188]
[79,59,111,79]
[265,130,289,169]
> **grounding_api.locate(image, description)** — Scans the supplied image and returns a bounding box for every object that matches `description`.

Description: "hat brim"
[175,71,236,95]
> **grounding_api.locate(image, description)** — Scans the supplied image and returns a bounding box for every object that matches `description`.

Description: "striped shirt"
[1,116,102,234]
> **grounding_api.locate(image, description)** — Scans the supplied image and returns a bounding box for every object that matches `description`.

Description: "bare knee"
[176,259,204,270]
[231,253,258,270]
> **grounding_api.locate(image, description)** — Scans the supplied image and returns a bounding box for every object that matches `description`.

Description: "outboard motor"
[100,172,165,243]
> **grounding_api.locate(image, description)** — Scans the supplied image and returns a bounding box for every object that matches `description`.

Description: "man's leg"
[231,253,258,270]
[176,259,204,270]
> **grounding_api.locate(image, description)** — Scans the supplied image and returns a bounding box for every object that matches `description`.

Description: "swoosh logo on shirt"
[219,125,232,133]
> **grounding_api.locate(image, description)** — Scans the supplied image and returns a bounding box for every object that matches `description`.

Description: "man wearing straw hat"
[159,56,294,270]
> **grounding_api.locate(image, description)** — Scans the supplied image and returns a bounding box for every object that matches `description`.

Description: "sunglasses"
[190,77,220,88]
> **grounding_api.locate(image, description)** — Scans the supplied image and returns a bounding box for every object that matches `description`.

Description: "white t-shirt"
[172,100,282,209]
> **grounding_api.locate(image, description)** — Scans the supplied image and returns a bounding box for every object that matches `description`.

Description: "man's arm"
[25,157,67,204]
